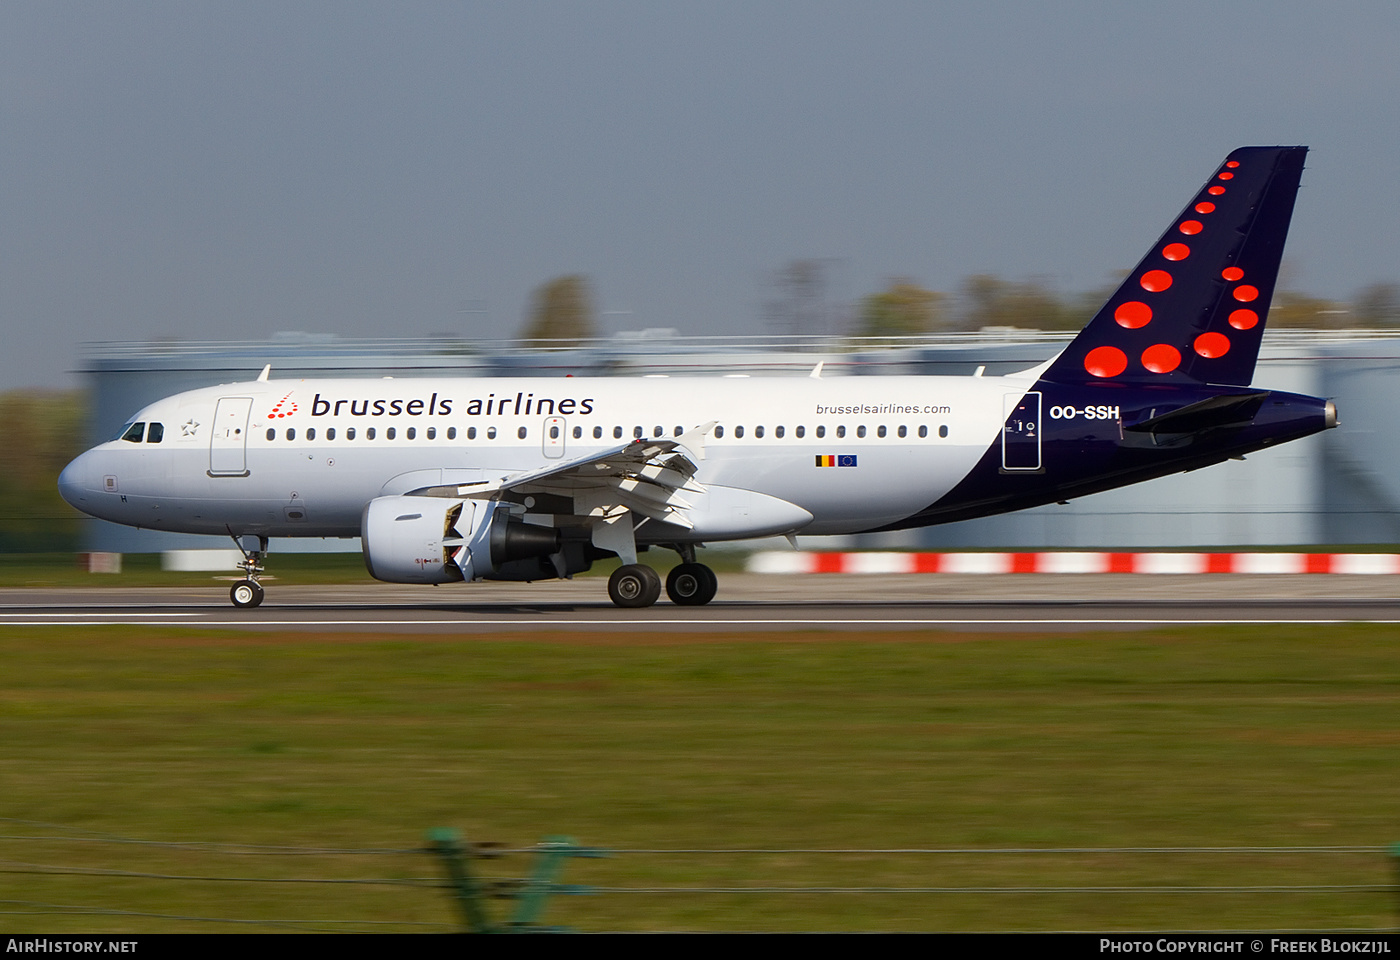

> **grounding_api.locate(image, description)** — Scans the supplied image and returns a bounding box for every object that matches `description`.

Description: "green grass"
[0,625,1397,932]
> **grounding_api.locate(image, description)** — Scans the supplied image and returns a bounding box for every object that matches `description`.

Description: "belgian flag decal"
[815,455,858,467]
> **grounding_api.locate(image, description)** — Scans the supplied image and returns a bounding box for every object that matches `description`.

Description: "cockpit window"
[146,423,164,443]
[119,422,145,443]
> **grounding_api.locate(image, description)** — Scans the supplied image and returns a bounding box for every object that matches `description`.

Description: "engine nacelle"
[361,495,563,584]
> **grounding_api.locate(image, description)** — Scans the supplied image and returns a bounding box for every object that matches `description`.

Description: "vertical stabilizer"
[1044,146,1307,387]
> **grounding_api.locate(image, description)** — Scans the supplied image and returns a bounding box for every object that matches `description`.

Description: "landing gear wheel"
[666,562,718,605]
[230,579,264,609]
[608,564,662,608]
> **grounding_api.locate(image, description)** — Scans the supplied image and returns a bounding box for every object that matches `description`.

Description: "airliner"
[58,146,1336,608]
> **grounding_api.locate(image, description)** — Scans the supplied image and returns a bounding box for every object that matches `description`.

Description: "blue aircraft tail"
[1043,146,1307,387]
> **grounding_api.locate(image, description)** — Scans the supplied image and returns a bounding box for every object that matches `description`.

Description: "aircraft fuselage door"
[209,397,253,476]
[1001,392,1042,473]
[543,417,566,459]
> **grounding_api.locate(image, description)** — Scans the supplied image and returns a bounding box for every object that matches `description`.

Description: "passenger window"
[486,426,496,440]
[939,425,949,438]
[286,428,296,440]
[877,425,886,438]
[857,426,866,438]
[467,427,476,440]
[120,422,145,443]
[614,426,623,439]
[366,427,375,440]
[449,427,458,440]
[347,427,356,440]
[518,426,528,439]
[918,425,928,438]
[386,427,396,440]
[775,425,784,438]
[633,426,643,438]
[836,426,845,439]
[594,426,603,439]
[714,426,724,439]
[406,427,416,440]
[266,428,276,441]
[572,426,581,439]
[327,427,337,440]
[673,426,682,436]
[735,426,745,438]
[816,425,825,438]
[795,425,805,438]
[897,425,907,438]
[306,427,315,441]
[755,426,764,438]
[426,427,435,439]
[550,426,560,439]
[146,423,164,443]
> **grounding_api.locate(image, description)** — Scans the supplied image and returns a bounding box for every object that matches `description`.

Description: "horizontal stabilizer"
[1126,392,1269,435]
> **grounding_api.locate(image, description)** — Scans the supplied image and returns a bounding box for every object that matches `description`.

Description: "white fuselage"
[59,374,1028,542]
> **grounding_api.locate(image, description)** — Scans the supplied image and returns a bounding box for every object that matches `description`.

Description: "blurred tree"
[521,275,596,343]
[0,391,85,552]
[856,280,946,336]
[1267,290,1349,328]
[1353,282,1400,327]
[765,259,838,335]
[960,274,1073,330]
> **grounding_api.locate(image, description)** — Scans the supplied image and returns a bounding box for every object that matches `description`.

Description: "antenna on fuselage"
[809,362,824,379]
[257,364,271,382]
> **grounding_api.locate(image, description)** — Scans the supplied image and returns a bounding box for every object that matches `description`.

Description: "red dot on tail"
[1178,220,1203,235]
[1229,309,1259,330]
[1114,301,1152,329]
[1195,201,1216,214]
[1208,186,1226,196]
[1141,343,1181,373]
[1225,161,1240,168]
[1084,346,1128,378]
[1140,270,1173,292]
[1222,267,1244,281]
[1194,332,1231,358]
[1233,285,1259,302]
[1162,243,1190,261]
[1218,172,1234,180]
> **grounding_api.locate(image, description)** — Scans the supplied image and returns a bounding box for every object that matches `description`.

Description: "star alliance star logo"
[181,419,200,437]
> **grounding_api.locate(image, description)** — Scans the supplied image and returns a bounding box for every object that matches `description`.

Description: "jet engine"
[360,496,564,584]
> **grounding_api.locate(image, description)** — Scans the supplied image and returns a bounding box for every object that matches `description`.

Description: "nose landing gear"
[228,530,267,608]
[230,578,264,608]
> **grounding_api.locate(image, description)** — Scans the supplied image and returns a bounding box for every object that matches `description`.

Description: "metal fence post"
[427,828,496,933]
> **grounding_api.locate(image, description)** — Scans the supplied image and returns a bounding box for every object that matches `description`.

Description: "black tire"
[230,579,264,609]
[666,562,718,605]
[608,564,661,608]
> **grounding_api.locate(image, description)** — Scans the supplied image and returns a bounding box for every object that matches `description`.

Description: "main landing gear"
[606,545,718,609]
[228,531,267,609]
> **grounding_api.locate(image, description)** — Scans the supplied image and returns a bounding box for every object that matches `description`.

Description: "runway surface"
[4,574,1400,632]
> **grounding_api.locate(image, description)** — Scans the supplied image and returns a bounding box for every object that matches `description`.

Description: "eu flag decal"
[815,455,858,467]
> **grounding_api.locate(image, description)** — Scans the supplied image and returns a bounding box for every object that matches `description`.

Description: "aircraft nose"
[57,450,96,511]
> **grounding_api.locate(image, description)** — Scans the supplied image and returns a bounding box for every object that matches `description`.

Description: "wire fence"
[1,819,1395,933]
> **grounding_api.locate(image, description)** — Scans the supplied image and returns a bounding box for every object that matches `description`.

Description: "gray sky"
[3,1,1398,390]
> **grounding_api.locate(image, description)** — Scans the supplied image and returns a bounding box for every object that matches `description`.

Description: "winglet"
[809,361,824,379]
[676,421,716,461]
[257,364,271,382]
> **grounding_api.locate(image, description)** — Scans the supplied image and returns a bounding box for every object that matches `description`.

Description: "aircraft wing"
[447,424,714,529]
